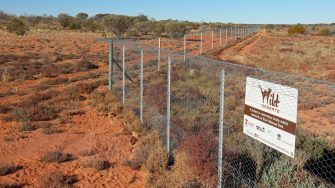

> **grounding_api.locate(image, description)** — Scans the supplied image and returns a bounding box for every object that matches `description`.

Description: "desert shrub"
[91,91,123,116]
[75,82,98,94]
[125,28,140,38]
[177,132,217,184]
[76,12,88,20]
[68,20,83,30]
[41,63,59,78]
[0,164,21,176]
[261,156,326,188]
[42,128,63,135]
[41,151,72,163]
[12,103,59,122]
[6,18,29,35]
[181,180,203,188]
[58,63,75,74]
[135,21,156,35]
[261,157,294,188]
[0,106,10,114]
[288,25,306,35]
[39,171,77,188]
[124,131,166,171]
[17,123,36,132]
[318,28,331,36]
[79,149,96,157]
[154,23,165,36]
[74,60,98,72]
[165,22,187,38]
[82,19,100,32]
[38,77,69,87]
[0,183,24,188]
[58,13,73,29]
[102,15,132,38]
[81,157,110,171]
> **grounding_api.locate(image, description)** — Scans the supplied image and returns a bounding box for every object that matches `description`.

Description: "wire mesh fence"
[105,31,335,187]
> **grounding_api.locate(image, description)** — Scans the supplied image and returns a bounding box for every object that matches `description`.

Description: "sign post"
[243,77,298,158]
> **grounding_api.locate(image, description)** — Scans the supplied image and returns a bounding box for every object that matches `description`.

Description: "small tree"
[76,12,88,20]
[154,23,165,36]
[135,21,156,35]
[58,13,73,29]
[318,28,331,36]
[165,22,187,38]
[102,15,132,38]
[288,24,306,35]
[7,18,29,35]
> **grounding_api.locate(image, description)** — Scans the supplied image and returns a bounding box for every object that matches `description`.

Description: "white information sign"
[243,77,298,158]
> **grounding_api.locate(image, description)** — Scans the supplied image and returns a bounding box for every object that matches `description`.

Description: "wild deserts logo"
[258,85,280,113]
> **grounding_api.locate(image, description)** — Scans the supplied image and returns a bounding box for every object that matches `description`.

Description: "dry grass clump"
[74,60,98,72]
[124,131,167,173]
[91,91,140,133]
[39,171,77,188]
[0,183,24,188]
[79,149,96,157]
[81,157,110,171]
[16,123,36,132]
[41,151,72,163]
[42,128,64,135]
[0,163,22,176]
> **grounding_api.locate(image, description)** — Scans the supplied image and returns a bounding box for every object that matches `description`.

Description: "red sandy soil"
[0,29,145,187]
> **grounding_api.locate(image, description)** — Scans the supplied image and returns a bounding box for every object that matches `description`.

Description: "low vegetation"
[288,24,306,35]
[81,157,110,171]
[41,151,72,163]
[6,18,29,35]
[39,171,77,188]
[0,163,21,176]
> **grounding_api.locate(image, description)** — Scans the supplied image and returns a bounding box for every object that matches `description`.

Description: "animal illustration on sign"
[258,85,280,107]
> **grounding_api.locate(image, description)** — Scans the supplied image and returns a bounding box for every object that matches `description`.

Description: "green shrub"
[102,15,132,38]
[318,28,331,36]
[81,157,110,171]
[76,12,88,20]
[288,25,306,35]
[154,23,165,36]
[261,157,294,188]
[68,20,83,30]
[125,28,140,38]
[42,151,72,163]
[165,22,187,38]
[7,18,29,35]
[135,21,156,35]
[58,13,73,29]
[17,123,35,132]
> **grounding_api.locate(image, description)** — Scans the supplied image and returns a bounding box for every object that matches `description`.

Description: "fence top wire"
[109,39,335,87]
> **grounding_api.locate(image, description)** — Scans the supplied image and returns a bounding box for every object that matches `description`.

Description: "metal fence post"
[122,45,125,105]
[211,30,214,49]
[184,34,186,62]
[225,28,228,44]
[140,49,144,122]
[219,29,222,46]
[167,55,171,155]
[218,69,225,188]
[158,37,161,71]
[235,27,237,40]
[231,27,233,41]
[108,40,113,90]
[200,32,203,55]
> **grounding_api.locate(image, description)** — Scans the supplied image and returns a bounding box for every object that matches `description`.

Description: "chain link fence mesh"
[107,31,334,187]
